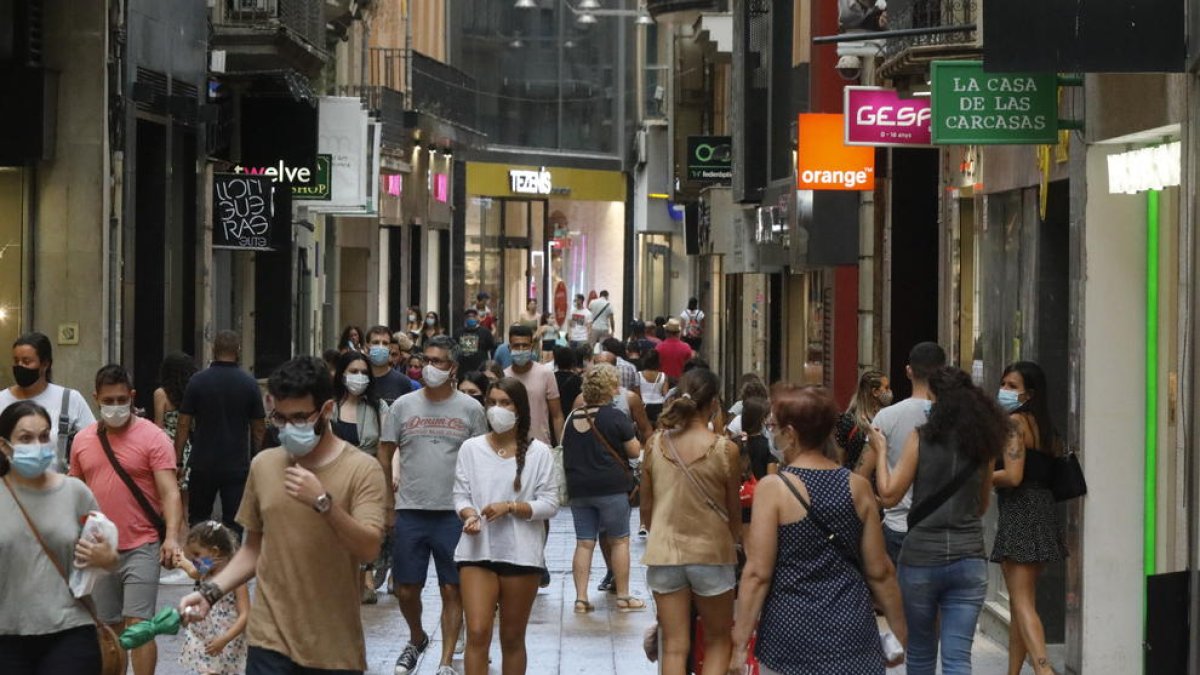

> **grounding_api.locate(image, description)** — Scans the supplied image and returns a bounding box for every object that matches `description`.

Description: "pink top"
[505,361,561,445]
[69,417,176,551]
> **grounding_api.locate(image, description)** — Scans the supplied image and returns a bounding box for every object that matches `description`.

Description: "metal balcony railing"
[212,0,324,52]
[881,0,978,59]
[410,51,479,131]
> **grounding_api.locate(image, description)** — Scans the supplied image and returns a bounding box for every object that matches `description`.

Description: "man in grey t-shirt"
[870,341,944,563]
[378,336,486,675]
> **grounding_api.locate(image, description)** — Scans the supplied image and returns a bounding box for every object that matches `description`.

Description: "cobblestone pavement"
[151,511,1060,674]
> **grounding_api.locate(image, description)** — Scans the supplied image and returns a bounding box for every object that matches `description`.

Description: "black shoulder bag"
[98,426,167,541]
[906,459,979,531]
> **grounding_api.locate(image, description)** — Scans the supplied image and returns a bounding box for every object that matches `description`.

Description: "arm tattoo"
[1006,446,1025,461]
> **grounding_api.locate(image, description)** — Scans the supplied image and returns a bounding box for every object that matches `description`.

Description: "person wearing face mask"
[503,324,564,446]
[456,308,497,374]
[457,371,492,408]
[0,331,96,470]
[68,364,184,675]
[834,370,892,474]
[0,401,119,675]
[453,378,559,675]
[363,325,416,407]
[173,520,249,673]
[392,332,414,370]
[178,356,388,674]
[406,354,427,389]
[405,306,425,340]
[419,311,446,349]
[379,336,488,675]
[331,351,393,604]
[990,361,1066,675]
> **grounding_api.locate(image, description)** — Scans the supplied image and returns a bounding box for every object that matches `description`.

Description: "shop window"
[0,169,26,383]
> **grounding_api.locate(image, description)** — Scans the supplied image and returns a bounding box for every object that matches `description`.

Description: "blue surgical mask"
[367,345,391,367]
[279,422,320,457]
[511,350,533,367]
[997,389,1022,413]
[465,318,479,329]
[10,443,55,478]
[192,556,216,577]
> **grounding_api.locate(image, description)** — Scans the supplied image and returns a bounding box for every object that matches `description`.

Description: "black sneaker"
[597,571,615,593]
[394,634,429,675]
[539,569,551,588]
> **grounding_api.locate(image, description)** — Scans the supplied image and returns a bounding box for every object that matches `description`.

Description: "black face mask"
[12,365,41,388]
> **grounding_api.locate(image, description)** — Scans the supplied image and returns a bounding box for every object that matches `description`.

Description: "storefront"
[462,161,627,333]
[0,168,29,384]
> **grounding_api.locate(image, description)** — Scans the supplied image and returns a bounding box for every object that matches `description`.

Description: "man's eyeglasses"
[425,357,453,369]
[268,409,320,428]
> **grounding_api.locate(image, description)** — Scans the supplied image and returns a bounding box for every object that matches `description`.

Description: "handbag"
[551,410,579,507]
[98,425,167,541]
[585,408,639,506]
[1051,449,1088,502]
[4,476,126,675]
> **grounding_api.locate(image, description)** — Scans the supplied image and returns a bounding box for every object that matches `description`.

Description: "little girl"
[173,521,249,675]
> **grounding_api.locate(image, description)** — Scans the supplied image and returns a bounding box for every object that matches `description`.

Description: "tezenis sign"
[797,114,875,191]
[844,87,932,147]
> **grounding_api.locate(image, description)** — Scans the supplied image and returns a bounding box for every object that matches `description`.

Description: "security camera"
[836,54,862,80]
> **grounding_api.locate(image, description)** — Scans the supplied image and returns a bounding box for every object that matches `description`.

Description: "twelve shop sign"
[931,60,1058,145]
[844,87,932,147]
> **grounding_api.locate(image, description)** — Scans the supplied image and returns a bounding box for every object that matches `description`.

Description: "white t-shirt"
[453,436,559,569]
[872,396,932,533]
[0,384,96,468]
[681,308,705,338]
[567,307,592,343]
[588,298,613,331]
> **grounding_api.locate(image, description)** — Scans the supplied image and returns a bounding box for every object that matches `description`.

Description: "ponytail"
[658,368,720,430]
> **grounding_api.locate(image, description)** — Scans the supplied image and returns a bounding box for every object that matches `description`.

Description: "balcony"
[210,0,328,77]
[646,0,728,20]
[877,0,979,79]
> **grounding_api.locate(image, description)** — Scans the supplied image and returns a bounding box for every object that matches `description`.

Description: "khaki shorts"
[93,542,161,624]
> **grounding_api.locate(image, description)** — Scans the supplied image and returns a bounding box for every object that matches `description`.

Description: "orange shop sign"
[796,113,875,191]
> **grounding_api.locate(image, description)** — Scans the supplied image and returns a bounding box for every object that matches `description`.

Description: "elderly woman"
[563,363,643,613]
[0,401,120,674]
[731,384,906,675]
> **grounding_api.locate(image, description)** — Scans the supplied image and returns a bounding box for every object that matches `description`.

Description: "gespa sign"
[687,135,733,184]
[931,60,1058,145]
[797,114,875,191]
[212,174,275,251]
[844,87,932,147]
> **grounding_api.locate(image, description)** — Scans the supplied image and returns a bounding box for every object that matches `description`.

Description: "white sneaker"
[454,632,465,655]
[436,666,458,675]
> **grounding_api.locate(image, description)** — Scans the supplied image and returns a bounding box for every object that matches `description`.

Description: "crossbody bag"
[661,432,729,523]
[4,477,126,675]
[906,458,979,531]
[777,470,861,571]
[98,426,167,542]
[585,408,639,506]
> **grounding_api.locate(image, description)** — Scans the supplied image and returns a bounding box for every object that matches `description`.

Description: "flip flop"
[573,600,594,613]
[616,596,647,612]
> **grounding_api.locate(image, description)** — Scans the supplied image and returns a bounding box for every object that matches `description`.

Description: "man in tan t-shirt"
[179,357,387,674]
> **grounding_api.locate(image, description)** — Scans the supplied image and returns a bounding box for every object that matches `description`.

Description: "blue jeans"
[883,524,906,565]
[247,647,362,674]
[898,557,988,675]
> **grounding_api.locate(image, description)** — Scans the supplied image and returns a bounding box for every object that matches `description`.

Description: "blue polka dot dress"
[755,466,886,675]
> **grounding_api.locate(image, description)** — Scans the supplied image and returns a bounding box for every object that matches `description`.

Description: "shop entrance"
[465,197,548,330]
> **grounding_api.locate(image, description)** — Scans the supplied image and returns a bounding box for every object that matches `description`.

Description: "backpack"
[683,310,703,339]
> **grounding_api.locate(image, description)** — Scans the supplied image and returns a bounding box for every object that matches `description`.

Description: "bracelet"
[198,580,224,606]
[508,501,517,516]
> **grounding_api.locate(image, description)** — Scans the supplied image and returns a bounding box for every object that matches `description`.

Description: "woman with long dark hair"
[339,325,364,353]
[835,369,891,473]
[0,401,119,674]
[991,361,1066,675]
[0,332,96,469]
[154,353,198,527]
[419,311,445,349]
[454,377,558,675]
[330,350,390,604]
[874,366,1009,675]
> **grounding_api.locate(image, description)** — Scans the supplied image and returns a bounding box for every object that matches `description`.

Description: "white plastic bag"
[70,511,119,598]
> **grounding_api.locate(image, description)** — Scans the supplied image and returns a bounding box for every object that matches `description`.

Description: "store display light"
[577,11,597,24]
[578,0,601,8]
[514,0,538,8]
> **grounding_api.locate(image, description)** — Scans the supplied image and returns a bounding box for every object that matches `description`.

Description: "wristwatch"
[198,580,224,606]
[313,492,333,514]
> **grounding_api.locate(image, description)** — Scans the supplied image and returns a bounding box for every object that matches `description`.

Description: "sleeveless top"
[899,433,986,567]
[642,434,738,566]
[756,467,885,674]
[638,371,667,405]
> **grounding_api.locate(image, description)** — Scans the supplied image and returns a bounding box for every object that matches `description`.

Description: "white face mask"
[101,403,132,428]
[423,364,451,388]
[344,373,369,395]
[486,406,518,434]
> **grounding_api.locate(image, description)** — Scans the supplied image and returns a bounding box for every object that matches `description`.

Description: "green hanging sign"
[292,154,333,201]
[930,61,1059,145]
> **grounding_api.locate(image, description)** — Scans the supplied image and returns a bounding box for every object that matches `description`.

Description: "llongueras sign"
[931,61,1058,145]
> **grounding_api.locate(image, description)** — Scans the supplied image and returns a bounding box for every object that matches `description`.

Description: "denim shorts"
[646,564,737,597]
[391,510,462,586]
[570,493,632,541]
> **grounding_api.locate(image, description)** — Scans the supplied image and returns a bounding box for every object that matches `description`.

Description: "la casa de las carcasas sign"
[931,60,1058,145]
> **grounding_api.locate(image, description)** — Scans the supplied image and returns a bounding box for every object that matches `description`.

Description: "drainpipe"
[1145,189,1159,587]
[858,57,877,374]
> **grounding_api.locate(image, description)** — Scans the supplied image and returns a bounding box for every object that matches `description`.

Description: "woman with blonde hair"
[834,369,891,473]
[563,364,644,613]
[640,368,741,675]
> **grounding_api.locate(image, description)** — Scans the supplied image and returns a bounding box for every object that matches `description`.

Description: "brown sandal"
[616,596,647,612]
[574,599,594,613]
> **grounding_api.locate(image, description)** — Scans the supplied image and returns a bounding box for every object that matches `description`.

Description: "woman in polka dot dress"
[731,384,906,675]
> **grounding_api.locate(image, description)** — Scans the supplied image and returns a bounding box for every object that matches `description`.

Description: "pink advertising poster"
[844,87,932,147]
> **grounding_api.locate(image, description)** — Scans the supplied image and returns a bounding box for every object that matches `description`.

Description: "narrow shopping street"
[150,511,1047,675]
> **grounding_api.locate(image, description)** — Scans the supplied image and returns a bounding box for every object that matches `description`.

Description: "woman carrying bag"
[0,401,123,675]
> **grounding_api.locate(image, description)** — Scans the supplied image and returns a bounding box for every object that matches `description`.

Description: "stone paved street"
[151,511,1058,674]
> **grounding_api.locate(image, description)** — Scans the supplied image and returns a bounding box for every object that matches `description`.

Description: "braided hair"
[489,377,533,490]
